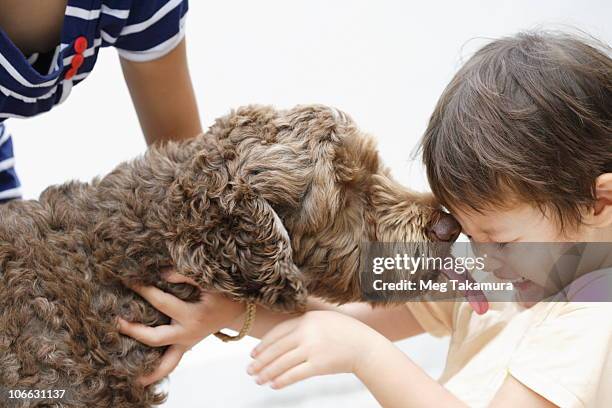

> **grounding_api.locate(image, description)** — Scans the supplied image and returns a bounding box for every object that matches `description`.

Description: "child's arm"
[249,311,464,408]
[120,39,202,145]
[236,298,425,341]
[118,272,423,384]
[250,311,557,408]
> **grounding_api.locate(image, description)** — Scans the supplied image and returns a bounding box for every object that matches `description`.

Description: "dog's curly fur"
[0,105,446,407]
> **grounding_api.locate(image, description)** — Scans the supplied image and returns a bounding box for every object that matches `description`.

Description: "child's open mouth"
[513,278,534,292]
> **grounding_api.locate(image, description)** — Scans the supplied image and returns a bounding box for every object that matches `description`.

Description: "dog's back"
[0,183,171,407]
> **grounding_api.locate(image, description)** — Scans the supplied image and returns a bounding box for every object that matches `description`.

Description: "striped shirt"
[0,0,189,201]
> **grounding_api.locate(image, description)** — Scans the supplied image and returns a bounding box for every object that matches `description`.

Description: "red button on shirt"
[65,67,77,80]
[74,36,88,54]
[72,54,85,70]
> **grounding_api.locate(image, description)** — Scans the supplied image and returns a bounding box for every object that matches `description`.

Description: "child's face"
[446,174,612,305]
[452,204,596,305]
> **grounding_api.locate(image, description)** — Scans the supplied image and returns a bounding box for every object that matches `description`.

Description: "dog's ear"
[168,191,308,312]
[226,196,308,312]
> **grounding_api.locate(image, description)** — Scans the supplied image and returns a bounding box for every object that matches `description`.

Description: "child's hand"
[117,271,245,385]
[248,310,387,389]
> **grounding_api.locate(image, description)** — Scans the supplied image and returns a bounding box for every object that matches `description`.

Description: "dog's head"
[333,112,460,302]
[364,173,461,299]
[220,104,462,304]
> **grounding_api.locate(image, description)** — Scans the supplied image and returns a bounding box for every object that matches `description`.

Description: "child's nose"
[429,213,461,242]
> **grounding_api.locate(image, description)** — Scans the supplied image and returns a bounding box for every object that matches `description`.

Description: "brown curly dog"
[0,105,459,407]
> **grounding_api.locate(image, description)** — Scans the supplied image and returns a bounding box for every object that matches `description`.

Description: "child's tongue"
[441,268,489,315]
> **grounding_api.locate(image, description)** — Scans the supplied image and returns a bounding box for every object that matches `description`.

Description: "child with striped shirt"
[0,0,201,201]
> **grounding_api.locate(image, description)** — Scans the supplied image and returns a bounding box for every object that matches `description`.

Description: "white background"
[7,1,612,407]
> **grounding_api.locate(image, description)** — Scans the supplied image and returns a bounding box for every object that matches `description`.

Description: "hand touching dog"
[118,272,245,385]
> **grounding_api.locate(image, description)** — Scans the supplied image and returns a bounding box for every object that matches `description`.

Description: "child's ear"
[589,173,612,228]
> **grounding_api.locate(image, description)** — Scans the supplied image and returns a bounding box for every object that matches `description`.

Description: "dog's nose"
[429,213,461,242]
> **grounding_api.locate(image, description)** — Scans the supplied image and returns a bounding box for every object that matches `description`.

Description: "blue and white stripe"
[0,0,189,200]
[0,124,21,202]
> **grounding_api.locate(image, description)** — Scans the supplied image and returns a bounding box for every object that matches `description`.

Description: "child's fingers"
[117,318,180,347]
[163,271,199,287]
[269,362,313,390]
[130,285,186,319]
[249,334,298,374]
[254,348,306,385]
[252,320,297,357]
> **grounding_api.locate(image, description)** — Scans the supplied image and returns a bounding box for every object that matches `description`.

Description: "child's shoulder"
[563,267,612,303]
[531,274,612,329]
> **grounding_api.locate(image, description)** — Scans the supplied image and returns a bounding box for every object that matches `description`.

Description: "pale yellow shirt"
[407,269,612,408]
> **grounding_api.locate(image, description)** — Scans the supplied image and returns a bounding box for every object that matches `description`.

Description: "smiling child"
[251,31,612,407]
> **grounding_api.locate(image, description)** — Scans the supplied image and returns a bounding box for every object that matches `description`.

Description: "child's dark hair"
[421,30,612,231]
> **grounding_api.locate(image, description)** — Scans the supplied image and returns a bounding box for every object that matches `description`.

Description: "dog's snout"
[429,213,461,242]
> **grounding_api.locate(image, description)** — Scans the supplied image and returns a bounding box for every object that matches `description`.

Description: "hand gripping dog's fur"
[0,105,454,407]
